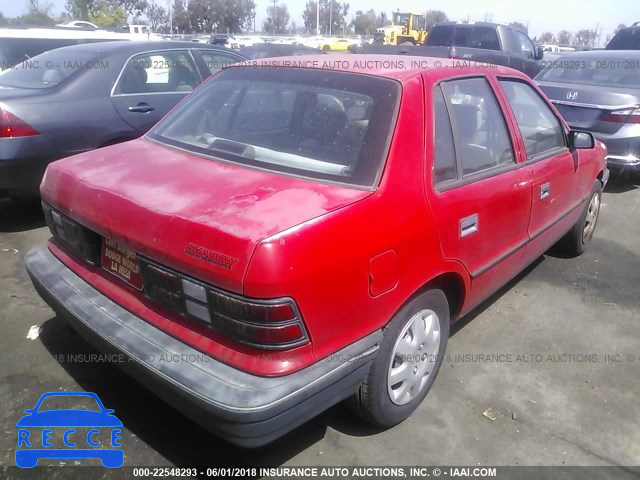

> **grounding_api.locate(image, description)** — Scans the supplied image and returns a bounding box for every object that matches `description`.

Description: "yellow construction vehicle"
[375,12,427,45]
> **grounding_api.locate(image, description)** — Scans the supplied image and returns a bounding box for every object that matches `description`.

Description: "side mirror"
[534,46,544,60]
[569,130,595,149]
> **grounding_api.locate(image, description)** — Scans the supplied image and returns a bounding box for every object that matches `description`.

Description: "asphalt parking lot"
[0,173,639,475]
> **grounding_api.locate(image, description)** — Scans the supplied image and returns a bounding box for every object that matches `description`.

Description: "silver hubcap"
[583,192,601,243]
[387,309,441,406]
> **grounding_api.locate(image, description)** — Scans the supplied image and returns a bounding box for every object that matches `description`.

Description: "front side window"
[517,32,535,59]
[149,67,400,188]
[499,80,565,158]
[441,77,515,177]
[114,50,200,95]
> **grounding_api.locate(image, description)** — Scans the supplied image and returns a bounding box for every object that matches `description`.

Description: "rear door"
[497,79,586,240]
[110,49,202,133]
[427,76,532,306]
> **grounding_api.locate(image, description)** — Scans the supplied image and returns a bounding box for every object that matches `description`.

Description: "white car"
[55,21,99,30]
[229,36,265,49]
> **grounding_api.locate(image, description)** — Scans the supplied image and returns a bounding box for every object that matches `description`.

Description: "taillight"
[0,109,38,138]
[140,260,309,350]
[42,202,101,265]
[601,108,640,124]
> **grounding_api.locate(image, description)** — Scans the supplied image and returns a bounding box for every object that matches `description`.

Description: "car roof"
[35,40,237,56]
[554,50,640,59]
[234,54,526,83]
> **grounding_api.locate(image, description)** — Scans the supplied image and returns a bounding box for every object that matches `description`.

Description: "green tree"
[145,1,167,31]
[302,0,349,35]
[187,0,216,32]
[425,9,447,32]
[575,29,596,46]
[89,1,127,27]
[351,9,376,35]
[509,21,528,33]
[119,0,149,22]
[263,4,290,34]
[17,11,56,25]
[66,0,94,21]
[170,0,190,32]
[557,30,572,45]
[539,32,555,43]
[213,0,256,33]
[0,12,6,26]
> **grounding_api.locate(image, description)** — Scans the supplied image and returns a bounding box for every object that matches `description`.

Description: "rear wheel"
[556,180,602,256]
[348,289,449,427]
[322,45,331,51]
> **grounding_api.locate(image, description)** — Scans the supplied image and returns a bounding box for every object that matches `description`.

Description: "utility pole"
[168,0,172,37]
[316,0,320,36]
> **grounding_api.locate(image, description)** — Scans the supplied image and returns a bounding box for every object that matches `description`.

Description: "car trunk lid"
[40,138,373,294]
[537,81,640,133]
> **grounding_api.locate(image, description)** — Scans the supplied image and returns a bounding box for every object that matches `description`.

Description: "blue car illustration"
[16,391,123,468]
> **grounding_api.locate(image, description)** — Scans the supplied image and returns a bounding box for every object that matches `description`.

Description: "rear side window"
[499,80,565,158]
[432,88,457,184]
[0,49,99,89]
[441,78,515,177]
[195,50,241,74]
[114,50,200,95]
[0,38,78,69]
[150,67,400,188]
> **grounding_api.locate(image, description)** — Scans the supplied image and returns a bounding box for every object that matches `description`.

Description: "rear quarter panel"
[243,75,461,360]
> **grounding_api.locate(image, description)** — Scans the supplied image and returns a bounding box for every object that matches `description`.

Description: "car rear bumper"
[0,136,56,198]
[605,154,640,172]
[25,244,381,448]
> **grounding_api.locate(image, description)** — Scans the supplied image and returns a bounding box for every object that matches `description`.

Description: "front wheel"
[348,289,450,427]
[556,180,602,256]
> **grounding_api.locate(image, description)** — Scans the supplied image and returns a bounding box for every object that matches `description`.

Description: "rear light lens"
[42,202,101,265]
[0,109,38,138]
[140,260,309,350]
[42,203,309,351]
[602,108,640,124]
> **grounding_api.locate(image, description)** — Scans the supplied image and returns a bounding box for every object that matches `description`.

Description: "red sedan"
[26,56,608,447]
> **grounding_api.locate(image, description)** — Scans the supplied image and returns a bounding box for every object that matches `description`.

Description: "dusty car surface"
[25,55,608,447]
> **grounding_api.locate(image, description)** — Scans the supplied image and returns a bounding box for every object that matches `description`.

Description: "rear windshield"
[426,25,500,50]
[0,37,79,70]
[535,57,640,88]
[149,67,400,188]
[0,49,101,89]
[606,29,640,50]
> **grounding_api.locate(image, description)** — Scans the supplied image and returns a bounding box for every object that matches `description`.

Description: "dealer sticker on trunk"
[101,238,143,290]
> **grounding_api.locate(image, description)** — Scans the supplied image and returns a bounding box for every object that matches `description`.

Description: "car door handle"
[460,214,478,238]
[128,103,155,113]
[540,183,551,200]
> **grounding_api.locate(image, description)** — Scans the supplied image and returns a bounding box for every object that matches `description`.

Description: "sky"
[2,0,639,45]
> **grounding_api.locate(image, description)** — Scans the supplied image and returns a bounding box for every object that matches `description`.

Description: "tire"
[322,45,330,51]
[556,180,602,256]
[348,289,450,427]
